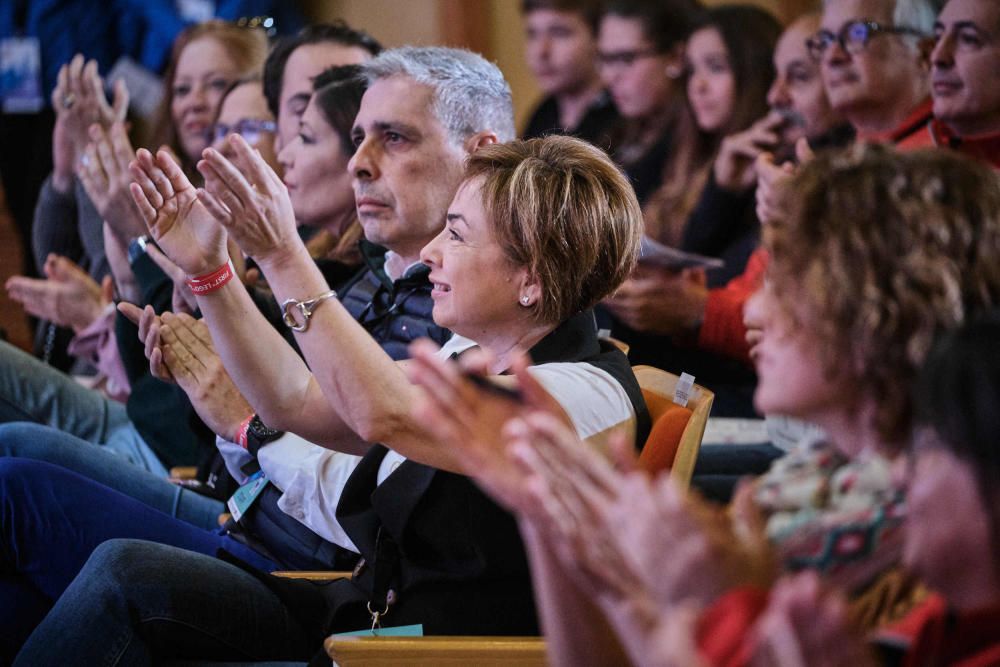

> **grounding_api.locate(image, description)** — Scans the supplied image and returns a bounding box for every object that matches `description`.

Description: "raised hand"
[158,312,254,441]
[129,148,228,277]
[5,254,110,332]
[77,122,146,241]
[714,110,785,193]
[197,134,299,266]
[754,153,797,226]
[50,55,128,193]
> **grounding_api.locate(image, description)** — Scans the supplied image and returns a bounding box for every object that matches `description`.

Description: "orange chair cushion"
[638,390,693,474]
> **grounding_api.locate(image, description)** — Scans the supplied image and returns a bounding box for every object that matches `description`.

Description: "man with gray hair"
[14,47,530,663]
[810,0,940,146]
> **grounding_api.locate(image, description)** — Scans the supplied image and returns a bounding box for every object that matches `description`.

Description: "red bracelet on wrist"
[187,260,235,295]
[236,414,254,450]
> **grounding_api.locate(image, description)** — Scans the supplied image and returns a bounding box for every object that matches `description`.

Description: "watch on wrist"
[246,414,284,456]
[127,235,152,266]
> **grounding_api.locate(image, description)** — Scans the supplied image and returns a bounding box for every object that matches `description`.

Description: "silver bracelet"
[281,289,338,332]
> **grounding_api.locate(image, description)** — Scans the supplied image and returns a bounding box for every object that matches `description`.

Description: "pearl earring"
[520,295,530,306]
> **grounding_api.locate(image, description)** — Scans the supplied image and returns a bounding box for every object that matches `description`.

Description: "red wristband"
[187,260,235,295]
[236,414,254,450]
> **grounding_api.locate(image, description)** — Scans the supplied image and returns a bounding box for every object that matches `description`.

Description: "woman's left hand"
[197,135,300,268]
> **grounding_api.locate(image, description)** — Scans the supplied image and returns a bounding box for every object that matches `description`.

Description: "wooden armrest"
[169,466,198,480]
[270,570,353,581]
[324,635,548,665]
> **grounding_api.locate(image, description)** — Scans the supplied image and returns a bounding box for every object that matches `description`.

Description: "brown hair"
[465,135,643,324]
[644,4,780,245]
[767,143,1000,449]
[152,20,268,173]
[521,0,606,32]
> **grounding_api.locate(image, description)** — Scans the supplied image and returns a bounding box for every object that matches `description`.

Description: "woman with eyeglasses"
[597,0,703,205]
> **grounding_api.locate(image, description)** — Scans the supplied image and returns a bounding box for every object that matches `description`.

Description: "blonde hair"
[465,136,643,324]
[767,143,1000,448]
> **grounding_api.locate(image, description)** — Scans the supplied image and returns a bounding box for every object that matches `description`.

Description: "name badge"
[227,470,268,522]
[332,624,424,638]
[1,37,44,113]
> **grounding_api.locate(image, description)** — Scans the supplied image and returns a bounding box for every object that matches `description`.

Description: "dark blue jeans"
[0,422,225,529]
[15,539,315,665]
[0,459,278,662]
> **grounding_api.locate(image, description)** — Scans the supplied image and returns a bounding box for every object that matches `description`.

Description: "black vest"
[242,311,650,641]
[339,242,451,360]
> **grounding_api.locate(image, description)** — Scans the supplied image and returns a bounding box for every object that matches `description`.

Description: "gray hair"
[822,0,940,34]
[892,0,941,32]
[361,46,516,144]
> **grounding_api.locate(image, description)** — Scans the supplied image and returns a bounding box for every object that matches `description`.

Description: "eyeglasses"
[208,118,276,145]
[597,48,661,68]
[806,19,926,61]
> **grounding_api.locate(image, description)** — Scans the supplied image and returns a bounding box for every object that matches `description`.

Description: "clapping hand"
[51,55,128,193]
[196,134,299,267]
[6,254,112,332]
[129,148,228,277]
[77,122,146,241]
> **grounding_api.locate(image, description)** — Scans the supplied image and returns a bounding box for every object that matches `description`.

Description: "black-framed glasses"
[208,118,276,145]
[806,19,926,60]
[597,47,661,68]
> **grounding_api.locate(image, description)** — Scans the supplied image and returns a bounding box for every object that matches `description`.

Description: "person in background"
[601,4,780,419]
[597,0,703,204]
[809,0,937,147]
[917,0,1000,167]
[520,0,619,150]
[262,22,381,152]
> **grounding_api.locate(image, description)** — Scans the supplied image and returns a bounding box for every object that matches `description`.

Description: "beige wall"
[299,0,820,132]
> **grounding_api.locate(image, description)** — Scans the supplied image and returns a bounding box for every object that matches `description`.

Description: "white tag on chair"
[673,372,695,407]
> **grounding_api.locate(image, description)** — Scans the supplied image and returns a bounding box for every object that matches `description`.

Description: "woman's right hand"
[129,148,228,277]
[51,55,128,193]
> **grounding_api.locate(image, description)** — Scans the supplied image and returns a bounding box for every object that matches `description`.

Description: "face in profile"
[597,14,678,119]
[745,285,847,431]
[211,81,278,172]
[277,98,355,229]
[768,16,842,145]
[171,37,242,162]
[420,177,532,335]
[348,76,469,258]
[524,9,598,97]
[685,26,735,133]
[931,0,1000,135]
[277,42,371,151]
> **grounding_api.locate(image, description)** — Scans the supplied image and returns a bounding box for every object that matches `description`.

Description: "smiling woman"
[150,20,268,177]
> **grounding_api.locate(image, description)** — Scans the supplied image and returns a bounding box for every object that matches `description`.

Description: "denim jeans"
[0,340,166,474]
[15,539,315,665]
[0,422,224,529]
[0,459,278,662]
